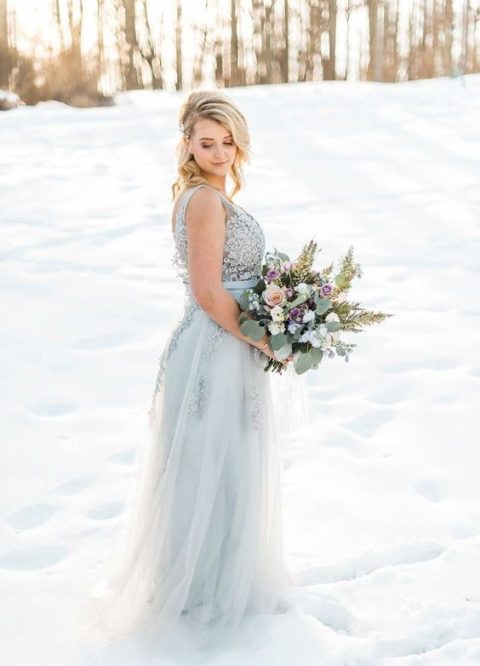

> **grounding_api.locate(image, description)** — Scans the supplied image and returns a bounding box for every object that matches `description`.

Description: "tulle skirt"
[78,277,298,660]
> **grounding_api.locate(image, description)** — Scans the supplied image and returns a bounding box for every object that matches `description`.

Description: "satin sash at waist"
[182,276,260,307]
[182,276,260,291]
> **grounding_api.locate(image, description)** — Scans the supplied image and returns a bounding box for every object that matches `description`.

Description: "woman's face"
[185,118,237,177]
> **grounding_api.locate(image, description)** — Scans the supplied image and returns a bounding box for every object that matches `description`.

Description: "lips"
[213,161,227,166]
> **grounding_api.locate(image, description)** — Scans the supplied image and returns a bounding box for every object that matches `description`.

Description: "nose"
[213,146,227,161]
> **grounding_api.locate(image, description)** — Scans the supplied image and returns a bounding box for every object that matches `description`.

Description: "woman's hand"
[244,312,294,367]
[255,336,294,367]
[262,344,294,367]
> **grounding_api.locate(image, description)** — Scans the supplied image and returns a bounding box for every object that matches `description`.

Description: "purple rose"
[289,307,304,323]
[265,269,280,282]
[320,283,333,296]
[289,307,300,319]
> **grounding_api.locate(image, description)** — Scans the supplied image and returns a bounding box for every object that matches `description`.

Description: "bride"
[80,89,301,658]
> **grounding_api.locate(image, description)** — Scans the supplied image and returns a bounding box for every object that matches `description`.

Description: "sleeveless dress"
[80,184,294,658]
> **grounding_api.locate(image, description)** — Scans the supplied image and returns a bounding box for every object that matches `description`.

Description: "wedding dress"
[80,184,305,659]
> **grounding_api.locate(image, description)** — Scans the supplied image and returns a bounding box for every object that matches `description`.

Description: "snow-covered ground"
[1,74,480,665]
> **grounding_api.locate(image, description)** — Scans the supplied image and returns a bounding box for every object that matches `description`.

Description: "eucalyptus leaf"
[288,294,308,308]
[240,319,265,342]
[270,332,288,351]
[315,298,331,315]
[325,320,341,332]
[310,347,324,366]
[238,292,251,310]
[274,343,292,361]
[294,349,315,375]
[293,326,304,340]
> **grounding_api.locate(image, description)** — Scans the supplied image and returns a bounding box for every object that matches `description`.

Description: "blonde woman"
[82,89,295,657]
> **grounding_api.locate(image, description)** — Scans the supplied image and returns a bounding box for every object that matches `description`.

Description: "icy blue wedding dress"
[81,184,296,658]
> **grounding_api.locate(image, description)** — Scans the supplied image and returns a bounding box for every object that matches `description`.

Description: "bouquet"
[238,240,393,374]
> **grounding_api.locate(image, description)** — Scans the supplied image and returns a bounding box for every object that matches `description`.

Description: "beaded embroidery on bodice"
[151,184,266,429]
[171,184,266,283]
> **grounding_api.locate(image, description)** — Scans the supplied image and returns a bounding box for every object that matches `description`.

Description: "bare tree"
[280,0,290,82]
[324,0,337,80]
[230,0,239,85]
[443,0,454,75]
[192,0,210,87]
[5,0,480,103]
[0,0,10,87]
[175,0,183,90]
[120,0,141,89]
[367,0,383,81]
[139,0,163,88]
[53,0,66,52]
[97,0,105,77]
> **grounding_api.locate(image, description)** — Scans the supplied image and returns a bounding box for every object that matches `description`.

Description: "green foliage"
[325,320,342,332]
[239,319,265,342]
[332,245,361,296]
[238,292,251,311]
[334,300,393,332]
[293,239,322,284]
[293,346,323,374]
[270,332,288,351]
[314,296,331,315]
[240,239,394,376]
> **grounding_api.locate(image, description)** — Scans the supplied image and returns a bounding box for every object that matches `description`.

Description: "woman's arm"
[185,187,269,351]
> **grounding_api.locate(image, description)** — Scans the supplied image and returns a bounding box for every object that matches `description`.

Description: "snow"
[0,89,21,109]
[1,74,480,665]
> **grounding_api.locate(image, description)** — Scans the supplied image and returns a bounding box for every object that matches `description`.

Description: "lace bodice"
[171,184,266,283]
[152,183,267,420]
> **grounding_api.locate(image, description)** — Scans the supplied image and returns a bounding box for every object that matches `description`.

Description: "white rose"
[268,321,285,335]
[325,311,340,323]
[270,305,285,322]
[296,283,310,295]
[302,309,315,323]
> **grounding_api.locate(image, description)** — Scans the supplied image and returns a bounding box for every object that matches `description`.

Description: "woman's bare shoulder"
[185,185,228,220]
[172,185,229,233]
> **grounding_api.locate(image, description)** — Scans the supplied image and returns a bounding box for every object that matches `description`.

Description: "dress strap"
[180,184,236,213]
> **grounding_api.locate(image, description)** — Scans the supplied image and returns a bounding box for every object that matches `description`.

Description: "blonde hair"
[171,89,251,202]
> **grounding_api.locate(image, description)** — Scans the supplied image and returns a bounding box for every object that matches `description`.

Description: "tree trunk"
[324,0,337,80]
[175,0,182,89]
[230,0,238,86]
[281,0,289,82]
[0,0,10,87]
[367,0,383,81]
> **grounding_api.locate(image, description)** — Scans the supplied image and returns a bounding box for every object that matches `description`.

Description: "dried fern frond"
[334,245,361,293]
[334,300,394,332]
[294,239,322,283]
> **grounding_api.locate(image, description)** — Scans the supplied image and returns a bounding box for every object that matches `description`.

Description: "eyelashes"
[201,143,234,149]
